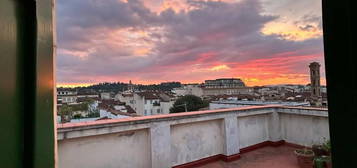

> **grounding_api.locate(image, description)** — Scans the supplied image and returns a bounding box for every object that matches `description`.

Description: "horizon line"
[56,82,323,88]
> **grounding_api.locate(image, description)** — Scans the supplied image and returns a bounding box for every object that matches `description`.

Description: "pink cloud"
[57,0,325,87]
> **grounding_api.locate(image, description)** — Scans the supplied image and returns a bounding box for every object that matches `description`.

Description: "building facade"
[116,91,174,116]
[172,78,252,97]
[202,87,253,96]
[202,78,251,96]
[57,89,78,104]
[204,78,246,88]
[172,84,204,97]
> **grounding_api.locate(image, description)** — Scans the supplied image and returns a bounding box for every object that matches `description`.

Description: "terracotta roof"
[98,99,138,115]
[108,109,139,117]
[136,92,160,99]
[98,99,125,110]
[158,93,172,102]
[121,93,133,97]
[125,105,136,114]
[101,99,125,105]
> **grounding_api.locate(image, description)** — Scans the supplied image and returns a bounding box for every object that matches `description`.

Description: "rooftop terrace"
[197,145,299,168]
[57,105,329,168]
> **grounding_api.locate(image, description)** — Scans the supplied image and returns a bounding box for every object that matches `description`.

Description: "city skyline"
[57,0,325,88]
[56,78,326,88]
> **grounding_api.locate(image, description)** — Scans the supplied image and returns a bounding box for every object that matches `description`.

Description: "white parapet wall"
[57,105,329,168]
[277,107,330,146]
[171,119,224,166]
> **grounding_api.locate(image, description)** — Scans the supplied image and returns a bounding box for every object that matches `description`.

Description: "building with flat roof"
[204,78,246,88]
[57,88,78,104]
[202,78,252,96]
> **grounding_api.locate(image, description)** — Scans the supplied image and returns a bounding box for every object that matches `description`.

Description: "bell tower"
[309,62,321,106]
[128,80,133,92]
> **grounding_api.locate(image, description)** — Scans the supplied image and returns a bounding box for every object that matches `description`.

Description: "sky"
[56,0,325,87]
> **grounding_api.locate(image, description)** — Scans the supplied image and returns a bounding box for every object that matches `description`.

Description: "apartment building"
[116,91,175,116]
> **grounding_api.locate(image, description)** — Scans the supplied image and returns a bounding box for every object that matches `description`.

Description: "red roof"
[137,92,160,99]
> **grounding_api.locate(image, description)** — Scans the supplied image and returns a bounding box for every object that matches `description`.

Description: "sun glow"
[56,83,93,88]
[210,65,230,71]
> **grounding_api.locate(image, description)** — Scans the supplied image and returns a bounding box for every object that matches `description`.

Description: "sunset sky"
[56,0,325,87]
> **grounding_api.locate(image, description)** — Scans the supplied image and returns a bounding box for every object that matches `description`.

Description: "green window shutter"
[0,0,55,168]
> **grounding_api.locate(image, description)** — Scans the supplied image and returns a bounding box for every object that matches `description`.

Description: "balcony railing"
[57,105,329,168]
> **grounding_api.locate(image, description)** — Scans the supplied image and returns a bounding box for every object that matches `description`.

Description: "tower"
[128,80,133,92]
[309,62,321,106]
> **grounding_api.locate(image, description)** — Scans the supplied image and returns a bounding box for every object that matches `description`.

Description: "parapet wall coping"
[58,105,327,131]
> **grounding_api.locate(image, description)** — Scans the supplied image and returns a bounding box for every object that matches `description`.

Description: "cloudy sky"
[56,0,325,87]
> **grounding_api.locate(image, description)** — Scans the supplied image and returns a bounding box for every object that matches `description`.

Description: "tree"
[58,104,73,123]
[170,95,209,113]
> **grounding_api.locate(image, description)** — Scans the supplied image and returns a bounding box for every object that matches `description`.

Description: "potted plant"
[314,156,325,168]
[322,139,331,155]
[312,143,325,157]
[313,138,332,168]
[313,138,330,156]
[322,140,332,168]
[295,147,315,168]
[323,156,332,168]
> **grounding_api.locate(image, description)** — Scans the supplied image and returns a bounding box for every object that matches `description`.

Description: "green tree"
[73,114,82,119]
[58,104,73,123]
[170,95,209,113]
[71,103,89,111]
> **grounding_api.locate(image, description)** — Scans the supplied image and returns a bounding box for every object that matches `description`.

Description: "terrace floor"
[197,145,299,168]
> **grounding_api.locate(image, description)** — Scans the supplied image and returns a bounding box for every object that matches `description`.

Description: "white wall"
[100,92,111,100]
[134,94,144,115]
[160,101,174,114]
[280,113,330,146]
[238,114,270,148]
[58,129,150,168]
[171,120,224,166]
[144,99,160,115]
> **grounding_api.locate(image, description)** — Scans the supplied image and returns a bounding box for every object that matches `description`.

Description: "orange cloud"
[57,83,93,88]
[261,21,322,41]
[134,48,151,56]
[228,55,326,86]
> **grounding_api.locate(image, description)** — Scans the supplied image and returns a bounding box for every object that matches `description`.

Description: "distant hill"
[58,81,182,93]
